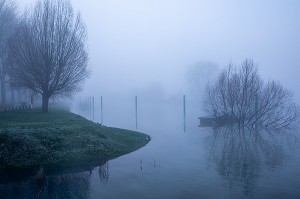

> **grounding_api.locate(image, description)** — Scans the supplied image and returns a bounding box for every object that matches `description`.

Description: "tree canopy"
[205,59,299,130]
[8,0,89,112]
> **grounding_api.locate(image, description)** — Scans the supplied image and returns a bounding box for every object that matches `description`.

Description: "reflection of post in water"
[153,158,161,169]
[183,95,186,132]
[98,161,109,184]
[208,126,286,197]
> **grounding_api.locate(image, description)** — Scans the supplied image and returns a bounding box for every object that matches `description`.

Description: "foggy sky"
[15,0,300,101]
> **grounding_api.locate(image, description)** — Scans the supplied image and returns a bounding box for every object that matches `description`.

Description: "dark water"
[1,98,300,199]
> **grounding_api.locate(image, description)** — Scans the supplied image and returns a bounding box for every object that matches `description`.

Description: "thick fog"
[2,2,300,198]
[15,0,300,101]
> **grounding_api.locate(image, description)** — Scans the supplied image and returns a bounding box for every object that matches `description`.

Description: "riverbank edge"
[0,109,150,179]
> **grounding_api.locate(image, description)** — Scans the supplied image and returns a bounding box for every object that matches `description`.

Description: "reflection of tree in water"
[0,162,111,198]
[0,170,91,199]
[98,161,109,184]
[208,126,287,197]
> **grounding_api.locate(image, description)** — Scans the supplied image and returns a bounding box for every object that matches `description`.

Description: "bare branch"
[204,59,300,130]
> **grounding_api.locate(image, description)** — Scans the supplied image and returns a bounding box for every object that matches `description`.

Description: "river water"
[1,97,300,199]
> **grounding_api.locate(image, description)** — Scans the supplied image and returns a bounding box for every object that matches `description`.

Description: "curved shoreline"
[0,109,150,179]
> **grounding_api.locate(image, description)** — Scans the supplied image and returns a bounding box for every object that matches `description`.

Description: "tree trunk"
[1,75,6,106]
[42,93,49,112]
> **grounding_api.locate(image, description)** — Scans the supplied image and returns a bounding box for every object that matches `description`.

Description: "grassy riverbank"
[0,108,150,173]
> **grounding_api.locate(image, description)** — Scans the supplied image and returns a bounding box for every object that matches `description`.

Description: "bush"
[205,59,299,130]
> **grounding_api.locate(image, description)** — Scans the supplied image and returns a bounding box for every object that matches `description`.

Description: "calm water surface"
[1,101,300,199]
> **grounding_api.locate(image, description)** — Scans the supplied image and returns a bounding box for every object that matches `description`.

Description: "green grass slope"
[0,109,150,172]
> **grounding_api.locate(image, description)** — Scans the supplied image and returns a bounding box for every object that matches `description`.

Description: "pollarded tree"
[8,0,89,112]
[205,59,299,130]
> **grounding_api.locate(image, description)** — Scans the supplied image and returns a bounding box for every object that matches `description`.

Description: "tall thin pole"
[92,96,94,121]
[89,96,92,120]
[183,95,186,132]
[101,96,103,124]
[135,96,138,129]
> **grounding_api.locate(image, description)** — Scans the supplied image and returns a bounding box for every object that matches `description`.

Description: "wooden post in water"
[183,94,186,132]
[101,96,103,124]
[135,96,138,129]
[89,96,92,120]
[88,96,90,119]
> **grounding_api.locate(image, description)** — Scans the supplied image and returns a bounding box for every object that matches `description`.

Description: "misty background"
[1,1,300,198]
[15,0,300,103]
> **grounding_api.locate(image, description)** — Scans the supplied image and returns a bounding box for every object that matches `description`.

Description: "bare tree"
[204,59,299,130]
[8,0,89,112]
[0,0,17,107]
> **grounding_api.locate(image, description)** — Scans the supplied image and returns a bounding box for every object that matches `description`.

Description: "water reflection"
[207,126,292,196]
[0,170,91,199]
[97,161,109,184]
[0,161,112,199]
